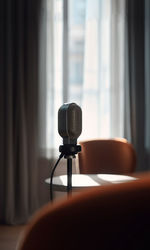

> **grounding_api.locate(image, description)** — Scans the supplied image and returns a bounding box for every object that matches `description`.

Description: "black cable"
[50,153,64,202]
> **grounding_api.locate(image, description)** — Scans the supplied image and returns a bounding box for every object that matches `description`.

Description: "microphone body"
[58,103,82,145]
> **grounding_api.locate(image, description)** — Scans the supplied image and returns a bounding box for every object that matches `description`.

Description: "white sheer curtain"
[82,0,125,139]
[42,0,125,159]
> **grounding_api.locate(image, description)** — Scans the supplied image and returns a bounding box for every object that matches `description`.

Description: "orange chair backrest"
[78,139,136,174]
[17,174,150,250]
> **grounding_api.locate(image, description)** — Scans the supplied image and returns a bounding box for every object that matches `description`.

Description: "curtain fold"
[145,0,150,171]
[125,0,149,171]
[110,0,125,138]
[0,0,42,224]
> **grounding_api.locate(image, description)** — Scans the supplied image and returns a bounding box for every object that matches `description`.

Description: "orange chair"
[78,138,136,174]
[17,173,150,250]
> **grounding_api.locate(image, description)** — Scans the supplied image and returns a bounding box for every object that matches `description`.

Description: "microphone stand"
[67,156,73,194]
[50,144,81,202]
[59,144,81,197]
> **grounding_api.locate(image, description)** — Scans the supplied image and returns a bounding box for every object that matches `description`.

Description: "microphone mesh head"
[58,103,82,144]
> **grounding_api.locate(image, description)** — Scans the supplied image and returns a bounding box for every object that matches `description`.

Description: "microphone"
[50,103,82,201]
[58,103,82,145]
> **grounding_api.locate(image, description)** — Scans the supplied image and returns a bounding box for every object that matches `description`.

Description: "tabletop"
[45,174,137,192]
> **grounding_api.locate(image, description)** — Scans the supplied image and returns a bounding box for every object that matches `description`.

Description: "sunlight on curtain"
[82,0,111,139]
[45,0,125,157]
[81,0,125,139]
[46,0,63,156]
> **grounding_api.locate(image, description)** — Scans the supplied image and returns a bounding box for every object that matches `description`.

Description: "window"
[45,0,125,155]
